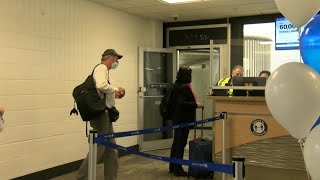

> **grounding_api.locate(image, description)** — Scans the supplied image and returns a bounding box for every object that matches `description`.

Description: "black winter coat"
[171,81,197,125]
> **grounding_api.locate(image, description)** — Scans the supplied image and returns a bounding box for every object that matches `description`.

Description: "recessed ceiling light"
[160,0,202,4]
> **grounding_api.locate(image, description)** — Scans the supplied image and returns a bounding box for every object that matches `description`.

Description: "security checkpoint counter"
[207,86,307,180]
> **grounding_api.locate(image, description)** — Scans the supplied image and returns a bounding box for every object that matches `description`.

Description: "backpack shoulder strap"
[91,64,102,75]
[91,64,106,99]
[86,121,88,137]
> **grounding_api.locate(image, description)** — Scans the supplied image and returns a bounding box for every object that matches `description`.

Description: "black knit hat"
[176,66,192,83]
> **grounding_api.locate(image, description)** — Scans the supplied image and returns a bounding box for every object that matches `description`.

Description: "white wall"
[0,0,162,179]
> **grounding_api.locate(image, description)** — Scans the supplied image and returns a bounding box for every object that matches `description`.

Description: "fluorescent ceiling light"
[160,0,202,4]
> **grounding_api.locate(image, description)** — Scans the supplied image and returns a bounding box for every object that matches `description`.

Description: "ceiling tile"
[120,0,165,7]
[204,0,241,7]
[172,2,211,10]
[103,1,137,9]
[88,0,279,22]
[90,0,119,2]
[233,10,262,17]
[235,2,277,12]
[144,5,180,13]
[260,9,279,14]
[125,7,145,14]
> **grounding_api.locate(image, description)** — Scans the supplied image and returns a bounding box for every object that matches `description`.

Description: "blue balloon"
[310,117,320,132]
[300,16,320,74]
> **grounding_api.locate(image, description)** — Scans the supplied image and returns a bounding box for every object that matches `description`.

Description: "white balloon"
[265,62,320,139]
[274,0,320,28]
[304,126,320,180]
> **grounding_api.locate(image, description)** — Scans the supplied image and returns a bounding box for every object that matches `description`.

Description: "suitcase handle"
[201,106,204,138]
[194,106,204,139]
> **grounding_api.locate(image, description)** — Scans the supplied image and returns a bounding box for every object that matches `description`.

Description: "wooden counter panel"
[214,100,271,115]
[215,115,288,153]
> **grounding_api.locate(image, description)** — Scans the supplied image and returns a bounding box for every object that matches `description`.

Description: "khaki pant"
[77,112,118,180]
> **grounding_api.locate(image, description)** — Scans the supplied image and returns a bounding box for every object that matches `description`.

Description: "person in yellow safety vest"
[217,65,244,95]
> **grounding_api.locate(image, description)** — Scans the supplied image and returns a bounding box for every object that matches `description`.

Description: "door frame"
[138,47,177,152]
[137,44,228,151]
[175,44,229,91]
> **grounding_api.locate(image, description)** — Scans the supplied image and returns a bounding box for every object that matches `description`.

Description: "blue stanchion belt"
[98,114,224,139]
[94,137,234,175]
[91,114,233,175]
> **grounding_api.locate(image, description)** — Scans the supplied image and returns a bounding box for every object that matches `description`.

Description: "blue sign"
[275,14,320,50]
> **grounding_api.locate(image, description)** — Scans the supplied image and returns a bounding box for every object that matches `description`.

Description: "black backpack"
[159,84,175,120]
[72,64,106,122]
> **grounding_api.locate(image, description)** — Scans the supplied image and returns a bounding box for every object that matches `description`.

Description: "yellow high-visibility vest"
[217,77,230,86]
[217,77,233,94]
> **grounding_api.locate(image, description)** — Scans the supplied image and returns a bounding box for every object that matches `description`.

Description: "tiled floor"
[52,129,309,180]
[52,149,309,180]
[53,148,191,180]
[53,129,212,180]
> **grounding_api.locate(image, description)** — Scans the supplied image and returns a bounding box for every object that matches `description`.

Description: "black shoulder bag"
[72,64,106,122]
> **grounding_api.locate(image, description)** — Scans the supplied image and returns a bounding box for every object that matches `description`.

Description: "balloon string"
[299,138,311,180]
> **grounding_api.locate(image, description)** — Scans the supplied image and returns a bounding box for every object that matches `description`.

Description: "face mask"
[111,61,119,69]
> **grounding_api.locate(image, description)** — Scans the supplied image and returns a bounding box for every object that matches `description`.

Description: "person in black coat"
[169,66,203,177]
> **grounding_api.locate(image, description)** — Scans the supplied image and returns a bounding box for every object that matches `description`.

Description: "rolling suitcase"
[188,107,213,179]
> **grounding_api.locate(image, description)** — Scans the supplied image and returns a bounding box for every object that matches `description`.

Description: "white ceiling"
[179,51,209,66]
[89,0,279,22]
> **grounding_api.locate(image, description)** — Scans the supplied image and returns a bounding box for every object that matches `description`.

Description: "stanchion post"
[233,157,245,180]
[201,106,204,138]
[222,112,227,180]
[88,130,98,180]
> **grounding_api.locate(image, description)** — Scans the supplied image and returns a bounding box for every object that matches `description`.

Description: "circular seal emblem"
[250,119,268,136]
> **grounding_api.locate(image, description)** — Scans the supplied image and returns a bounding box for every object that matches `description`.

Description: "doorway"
[138,47,177,152]
[137,44,227,151]
[178,49,220,128]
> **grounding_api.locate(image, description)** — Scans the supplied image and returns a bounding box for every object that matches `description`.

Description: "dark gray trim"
[13,144,139,180]
[230,19,244,70]
[163,18,227,48]
[168,27,227,46]
[163,13,285,72]
[229,13,283,24]
[164,18,228,28]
